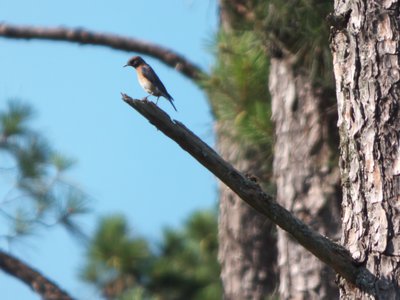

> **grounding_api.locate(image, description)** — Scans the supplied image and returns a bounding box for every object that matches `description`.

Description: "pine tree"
[0,101,88,246]
[81,209,222,299]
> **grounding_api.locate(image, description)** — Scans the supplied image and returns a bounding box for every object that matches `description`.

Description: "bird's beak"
[123,64,129,67]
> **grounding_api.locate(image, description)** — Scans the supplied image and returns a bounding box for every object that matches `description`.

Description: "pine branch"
[0,23,204,81]
[121,93,377,292]
[0,250,74,300]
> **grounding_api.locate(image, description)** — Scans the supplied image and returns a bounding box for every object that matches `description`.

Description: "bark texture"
[0,250,74,300]
[270,58,341,299]
[331,1,400,298]
[217,123,277,299]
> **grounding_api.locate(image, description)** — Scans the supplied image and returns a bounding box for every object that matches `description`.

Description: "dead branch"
[0,250,74,300]
[121,93,377,292]
[0,23,204,81]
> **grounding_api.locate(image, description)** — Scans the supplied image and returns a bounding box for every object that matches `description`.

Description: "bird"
[124,56,177,111]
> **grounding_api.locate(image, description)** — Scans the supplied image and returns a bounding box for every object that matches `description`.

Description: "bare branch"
[0,250,74,300]
[0,23,205,81]
[121,93,377,292]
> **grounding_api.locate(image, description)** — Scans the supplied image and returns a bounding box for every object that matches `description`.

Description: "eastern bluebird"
[124,56,177,111]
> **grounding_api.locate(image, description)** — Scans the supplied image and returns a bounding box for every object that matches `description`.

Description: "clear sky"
[0,1,218,299]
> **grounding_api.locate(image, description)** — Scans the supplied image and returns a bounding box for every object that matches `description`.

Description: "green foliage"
[149,210,221,300]
[204,31,273,150]
[118,287,153,300]
[81,215,152,299]
[264,0,333,85]
[202,0,334,186]
[0,101,34,138]
[52,152,76,172]
[81,209,222,300]
[220,0,334,85]
[0,100,89,244]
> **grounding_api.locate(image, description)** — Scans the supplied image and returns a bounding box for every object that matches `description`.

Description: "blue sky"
[0,1,218,299]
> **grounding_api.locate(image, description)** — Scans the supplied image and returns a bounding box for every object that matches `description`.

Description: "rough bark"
[270,58,340,299]
[0,250,74,300]
[217,123,277,299]
[331,1,400,298]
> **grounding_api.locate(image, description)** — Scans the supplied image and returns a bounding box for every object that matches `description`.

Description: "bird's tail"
[165,93,177,112]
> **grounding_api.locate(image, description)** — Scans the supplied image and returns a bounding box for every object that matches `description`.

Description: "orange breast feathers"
[136,65,154,94]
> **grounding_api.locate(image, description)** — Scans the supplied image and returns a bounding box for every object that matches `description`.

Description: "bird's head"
[124,56,145,68]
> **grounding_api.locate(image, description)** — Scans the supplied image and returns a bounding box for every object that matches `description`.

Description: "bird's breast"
[137,71,154,94]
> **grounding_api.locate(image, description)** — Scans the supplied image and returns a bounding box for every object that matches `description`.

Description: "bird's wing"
[141,65,169,96]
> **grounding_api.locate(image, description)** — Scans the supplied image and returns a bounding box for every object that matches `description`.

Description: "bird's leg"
[156,97,160,105]
[143,95,149,101]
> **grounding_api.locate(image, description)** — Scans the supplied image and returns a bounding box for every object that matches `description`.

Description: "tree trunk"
[270,57,341,299]
[331,1,400,298]
[216,1,278,298]
[217,123,277,299]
